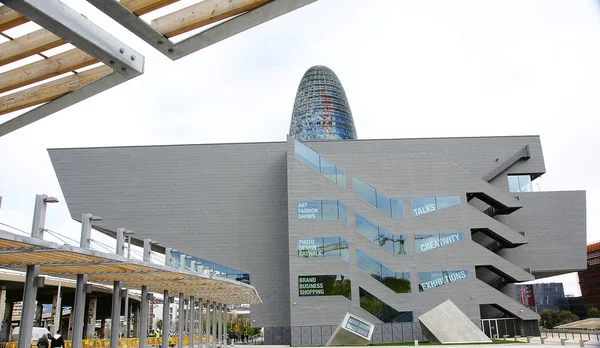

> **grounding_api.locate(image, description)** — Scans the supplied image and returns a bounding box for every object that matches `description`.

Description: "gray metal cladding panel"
[273,326,284,345]
[413,323,424,341]
[321,325,332,343]
[282,327,291,345]
[392,323,403,342]
[311,326,322,346]
[402,323,413,342]
[291,327,301,346]
[382,323,393,343]
[264,327,273,345]
[372,324,383,343]
[301,326,311,346]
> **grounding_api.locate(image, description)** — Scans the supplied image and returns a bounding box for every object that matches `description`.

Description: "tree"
[540,309,560,329]
[156,319,163,331]
[558,310,579,325]
[588,308,600,318]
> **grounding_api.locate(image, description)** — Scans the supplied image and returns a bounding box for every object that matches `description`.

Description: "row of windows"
[353,177,404,218]
[353,177,460,218]
[296,200,348,224]
[359,287,413,323]
[357,249,410,293]
[297,237,350,262]
[171,251,250,283]
[294,140,346,188]
[298,274,351,300]
[355,213,407,255]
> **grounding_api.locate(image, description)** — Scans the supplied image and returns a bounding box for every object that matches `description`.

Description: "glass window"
[338,201,348,224]
[411,197,436,216]
[214,263,227,276]
[418,270,469,292]
[359,287,413,322]
[298,274,351,300]
[378,228,395,255]
[355,213,379,245]
[353,177,377,207]
[294,140,320,172]
[435,196,460,209]
[519,175,533,192]
[339,238,350,262]
[319,157,337,184]
[508,175,533,193]
[323,237,341,258]
[508,175,520,193]
[394,235,408,255]
[415,233,464,254]
[297,201,322,220]
[322,200,339,220]
[391,198,404,218]
[376,191,392,217]
[357,249,382,280]
[336,167,346,188]
[345,317,371,338]
[298,238,323,258]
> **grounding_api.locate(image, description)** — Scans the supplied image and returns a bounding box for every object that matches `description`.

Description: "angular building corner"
[290,66,357,141]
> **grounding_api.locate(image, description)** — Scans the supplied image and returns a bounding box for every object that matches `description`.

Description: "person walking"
[51,334,65,348]
[37,334,49,348]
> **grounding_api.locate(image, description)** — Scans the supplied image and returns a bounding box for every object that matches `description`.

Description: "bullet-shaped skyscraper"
[290,66,357,140]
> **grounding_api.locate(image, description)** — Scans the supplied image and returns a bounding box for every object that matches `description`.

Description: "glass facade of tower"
[290,66,357,141]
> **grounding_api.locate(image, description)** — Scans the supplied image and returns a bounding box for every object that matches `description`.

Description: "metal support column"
[110,228,126,348]
[139,239,151,348]
[189,296,195,348]
[216,304,221,348]
[0,301,13,342]
[72,273,87,347]
[205,302,211,348]
[123,292,129,338]
[18,194,55,348]
[198,299,203,348]
[178,293,184,348]
[223,306,227,348]
[72,213,94,348]
[211,303,216,348]
[85,297,97,338]
[162,291,170,348]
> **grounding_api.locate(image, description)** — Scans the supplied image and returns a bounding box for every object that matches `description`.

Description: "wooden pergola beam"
[0,65,112,116]
[0,5,29,32]
[120,0,181,16]
[0,28,65,66]
[151,0,272,38]
[0,48,98,94]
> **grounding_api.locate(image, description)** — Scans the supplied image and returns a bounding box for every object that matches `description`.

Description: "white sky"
[0,0,599,296]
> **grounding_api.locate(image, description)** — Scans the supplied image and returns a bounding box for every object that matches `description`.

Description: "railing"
[541,329,600,342]
[0,335,214,348]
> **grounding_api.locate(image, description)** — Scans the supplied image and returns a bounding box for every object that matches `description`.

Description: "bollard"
[560,338,569,346]
[579,340,588,347]
[540,337,545,344]
[527,336,532,343]
[514,335,521,342]
[414,340,419,346]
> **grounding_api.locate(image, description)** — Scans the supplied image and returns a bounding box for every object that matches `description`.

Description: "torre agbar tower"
[290,65,357,140]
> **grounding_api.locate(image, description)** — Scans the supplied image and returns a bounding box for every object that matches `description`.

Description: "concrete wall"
[49,142,291,328]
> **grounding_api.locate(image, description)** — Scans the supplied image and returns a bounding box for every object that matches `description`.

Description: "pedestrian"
[51,334,65,348]
[37,334,49,348]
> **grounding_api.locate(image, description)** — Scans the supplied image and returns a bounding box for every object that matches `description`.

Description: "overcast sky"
[0,0,599,296]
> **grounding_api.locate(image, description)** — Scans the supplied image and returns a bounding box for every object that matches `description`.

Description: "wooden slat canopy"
[0,229,261,304]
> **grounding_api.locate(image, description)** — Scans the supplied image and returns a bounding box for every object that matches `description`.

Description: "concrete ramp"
[418,300,491,344]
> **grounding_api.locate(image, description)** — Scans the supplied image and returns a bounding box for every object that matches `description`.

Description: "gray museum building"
[48,67,586,344]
